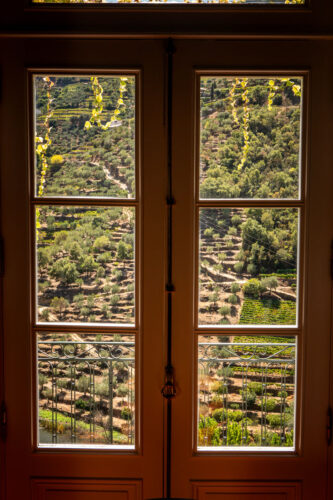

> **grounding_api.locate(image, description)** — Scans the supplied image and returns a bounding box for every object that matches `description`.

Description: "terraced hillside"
[35,76,136,324]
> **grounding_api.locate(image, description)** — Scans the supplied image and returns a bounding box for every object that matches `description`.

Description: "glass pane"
[199,76,302,199]
[199,207,298,327]
[32,0,305,4]
[34,75,135,198]
[198,335,296,450]
[36,206,135,325]
[38,333,135,448]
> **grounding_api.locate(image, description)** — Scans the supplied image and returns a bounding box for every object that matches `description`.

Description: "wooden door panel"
[31,478,141,500]
[171,39,332,499]
[0,38,166,500]
[192,481,301,500]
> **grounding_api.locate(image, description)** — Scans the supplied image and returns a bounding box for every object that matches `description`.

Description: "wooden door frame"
[0,5,333,498]
[2,0,333,39]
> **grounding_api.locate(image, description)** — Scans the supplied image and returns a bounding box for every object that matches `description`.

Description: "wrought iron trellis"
[198,341,296,448]
[38,339,135,446]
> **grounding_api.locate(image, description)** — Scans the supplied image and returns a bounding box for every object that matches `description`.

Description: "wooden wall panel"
[192,481,301,500]
[31,478,142,500]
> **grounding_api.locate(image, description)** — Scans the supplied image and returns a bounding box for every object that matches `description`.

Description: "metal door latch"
[161,365,176,399]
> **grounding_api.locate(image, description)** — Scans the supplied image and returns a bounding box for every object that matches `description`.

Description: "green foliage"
[243,279,261,297]
[50,258,79,284]
[50,296,69,318]
[40,308,50,321]
[212,408,244,423]
[227,421,249,446]
[247,382,262,395]
[261,276,278,293]
[75,398,95,411]
[95,380,109,397]
[39,374,48,389]
[241,389,256,407]
[266,414,281,428]
[219,305,231,318]
[93,235,110,250]
[200,77,301,201]
[228,294,238,305]
[110,294,120,307]
[77,375,90,395]
[50,154,64,165]
[231,215,242,226]
[117,241,132,260]
[121,407,133,421]
[118,384,129,397]
[234,262,244,274]
[214,381,228,395]
[198,416,221,446]
[204,228,214,239]
[229,403,240,409]
[240,298,296,325]
[265,398,277,411]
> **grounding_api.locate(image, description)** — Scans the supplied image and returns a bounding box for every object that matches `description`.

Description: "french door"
[0,37,332,500]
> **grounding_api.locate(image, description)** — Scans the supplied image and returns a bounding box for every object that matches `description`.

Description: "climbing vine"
[225,76,301,172]
[238,78,249,171]
[84,76,128,131]
[35,76,54,240]
[35,75,128,240]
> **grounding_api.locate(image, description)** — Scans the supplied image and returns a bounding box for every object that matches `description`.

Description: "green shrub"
[261,276,278,294]
[211,395,223,406]
[219,305,231,318]
[93,235,110,251]
[227,421,249,446]
[247,263,257,275]
[228,294,238,305]
[228,410,243,422]
[231,282,240,293]
[75,398,94,411]
[234,262,244,274]
[203,228,214,239]
[229,403,240,410]
[50,296,69,318]
[95,380,109,397]
[110,294,120,306]
[77,375,89,395]
[212,408,227,422]
[266,414,281,428]
[265,398,277,411]
[198,416,221,446]
[118,384,129,397]
[39,373,48,389]
[56,379,67,389]
[243,279,261,297]
[216,382,228,395]
[248,382,262,395]
[121,407,133,421]
[231,215,242,226]
[241,389,256,407]
[40,309,50,321]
